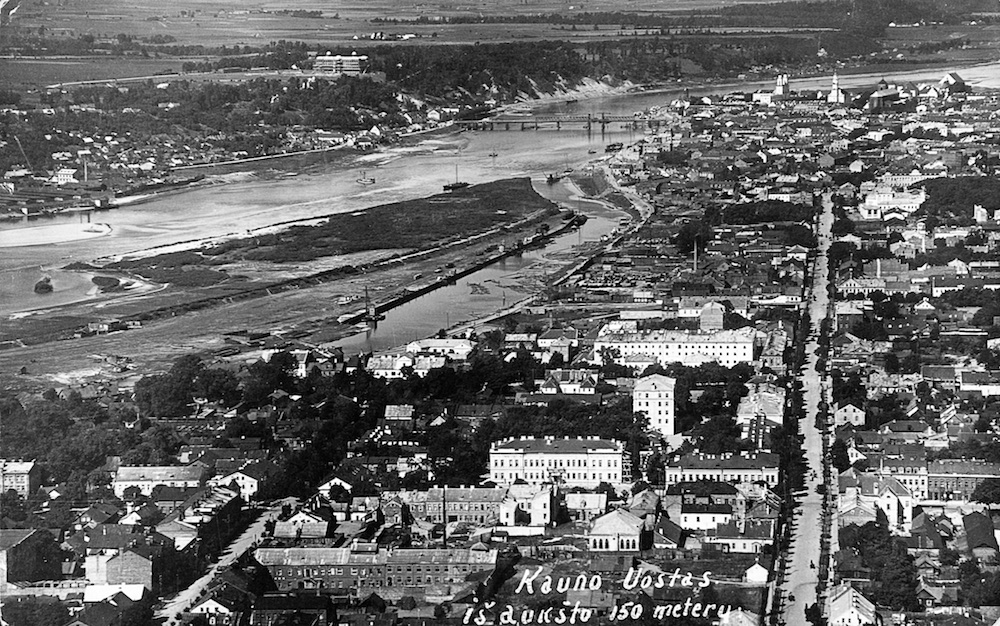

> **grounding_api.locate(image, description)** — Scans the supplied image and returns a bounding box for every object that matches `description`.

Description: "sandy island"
[0,222,113,248]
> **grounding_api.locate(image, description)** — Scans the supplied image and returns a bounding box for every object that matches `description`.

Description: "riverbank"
[0,179,563,343]
[0,178,625,387]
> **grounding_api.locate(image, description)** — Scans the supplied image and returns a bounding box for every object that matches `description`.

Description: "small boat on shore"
[444,164,469,192]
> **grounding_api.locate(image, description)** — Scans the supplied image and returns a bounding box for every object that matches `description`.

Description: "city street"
[155,498,296,625]
[779,195,834,624]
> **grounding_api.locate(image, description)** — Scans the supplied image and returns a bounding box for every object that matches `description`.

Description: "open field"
[0,56,203,87]
[8,0,820,48]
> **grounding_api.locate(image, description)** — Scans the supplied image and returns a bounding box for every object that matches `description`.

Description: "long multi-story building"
[400,487,507,525]
[313,53,368,75]
[253,546,498,593]
[928,459,1000,501]
[663,452,780,487]
[113,466,206,498]
[593,326,756,368]
[489,436,625,488]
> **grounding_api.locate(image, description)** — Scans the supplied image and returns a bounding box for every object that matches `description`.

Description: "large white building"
[313,52,368,75]
[593,326,756,369]
[489,436,625,488]
[633,374,678,444]
[857,187,926,220]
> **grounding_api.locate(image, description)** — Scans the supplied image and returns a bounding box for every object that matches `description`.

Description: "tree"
[972,477,1000,504]
[2,597,70,626]
[830,438,852,473]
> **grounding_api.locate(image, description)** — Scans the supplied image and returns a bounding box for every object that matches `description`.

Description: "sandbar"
[0,222,112,248]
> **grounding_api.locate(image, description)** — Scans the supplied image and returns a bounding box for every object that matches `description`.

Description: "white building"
[313,52,368,75]
[0,460,41,498]
[633,374,677,444]
[403,338,475,361]
[593,326,756,368]
[857,187,926,220]
[366,353,447,379]
[664,452,780,487]
[834,403,866,427]
[826,583,876,626]
[587,509,644,552]
[489,436,625,488]
[113,466,205,498]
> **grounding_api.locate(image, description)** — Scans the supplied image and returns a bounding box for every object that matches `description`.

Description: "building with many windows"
[313,53,368,75]
[253,545,498,592]
[0,460,41,498]
[928,459,1000,501]
[663,452,780,486]
[489,436,625,488]
[593,326,756,368]
[401,487,507,525]
[633,374,677,444]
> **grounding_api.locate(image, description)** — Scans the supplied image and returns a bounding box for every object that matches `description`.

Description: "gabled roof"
[964,512,999,552]
[590,509,643,536]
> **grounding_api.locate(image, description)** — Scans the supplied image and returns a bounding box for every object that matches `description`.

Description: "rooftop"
[491,436,623,454]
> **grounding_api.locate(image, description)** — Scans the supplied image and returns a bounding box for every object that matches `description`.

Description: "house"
[679,503,733,531]
[825,583,876,626]
[211,461,276,501]
[112,466,205,498]
[537,369,598,395]
[743,562,769,584]
[963,511,999,560]
[838,470,914,535]
[703,519,776,554]
[499,485,558,527]
[273,510,332,542]
[565,492,608,521]
[403,338,474,361]
[187,585,253,626]
[834,404,866,428]
[537,328,579,350]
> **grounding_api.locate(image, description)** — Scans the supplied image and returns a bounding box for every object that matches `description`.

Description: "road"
[155,499,295,625]
[779,195,834,624]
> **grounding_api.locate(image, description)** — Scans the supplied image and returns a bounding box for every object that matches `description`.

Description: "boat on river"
[356,171,375,185]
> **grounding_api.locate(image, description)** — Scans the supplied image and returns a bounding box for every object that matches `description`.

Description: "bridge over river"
[455,112,677,131]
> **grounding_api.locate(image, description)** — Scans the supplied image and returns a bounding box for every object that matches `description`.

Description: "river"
[4,60,999,346]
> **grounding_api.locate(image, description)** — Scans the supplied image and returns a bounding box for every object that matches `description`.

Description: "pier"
[455,113,674,132]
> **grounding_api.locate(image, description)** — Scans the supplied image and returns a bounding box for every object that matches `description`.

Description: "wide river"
[3,61,999,351]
